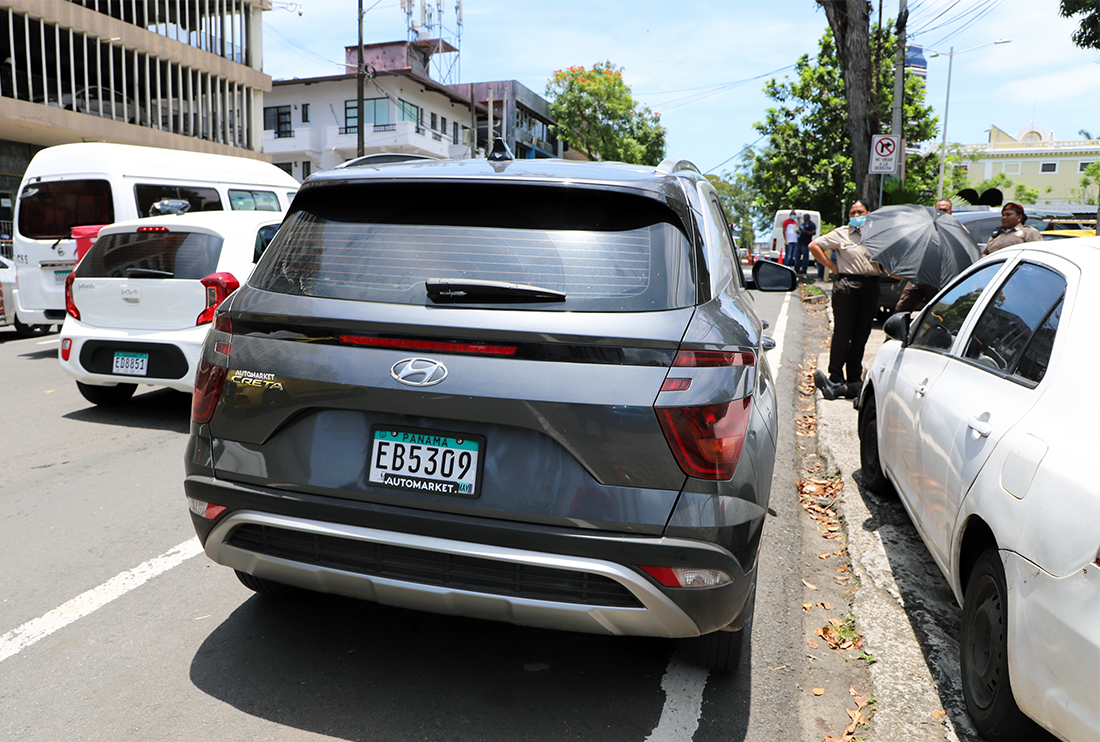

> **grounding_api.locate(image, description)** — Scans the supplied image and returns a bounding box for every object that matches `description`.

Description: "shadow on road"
[189,592,691,742]
[64,387,191,434]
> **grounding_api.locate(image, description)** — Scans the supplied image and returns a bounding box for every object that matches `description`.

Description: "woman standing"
[808,201,882,400]
[983,202,1042,255]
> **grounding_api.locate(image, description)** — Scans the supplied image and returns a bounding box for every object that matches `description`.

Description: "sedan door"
[914,260,1067,568]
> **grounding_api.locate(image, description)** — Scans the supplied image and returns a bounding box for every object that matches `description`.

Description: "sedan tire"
[858,395,895,496]
[234,569,308,599]
[76,381,136,407]
[961,550,1040,741]
[680,587,754,672]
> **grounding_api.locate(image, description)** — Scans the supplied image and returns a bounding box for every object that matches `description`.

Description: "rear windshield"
[17,179,114,239]
[249,183,696,312]
[74,230,224,280]
[134,184,222,217]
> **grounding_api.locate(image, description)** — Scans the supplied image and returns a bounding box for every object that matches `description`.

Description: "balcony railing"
[374,123,396,132]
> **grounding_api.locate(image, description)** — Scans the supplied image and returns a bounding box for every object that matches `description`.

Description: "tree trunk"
[816,0,878,209]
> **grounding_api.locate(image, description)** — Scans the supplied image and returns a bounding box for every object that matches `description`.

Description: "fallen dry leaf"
[828,617,844,627]
[836,564,849,572]
[813,687,825,696]
[819,602,832,610]
[818,552,833,560]
[808,638,820,649]
[932,709,947,719]
[802,579,818,590]
[803,603,814,611]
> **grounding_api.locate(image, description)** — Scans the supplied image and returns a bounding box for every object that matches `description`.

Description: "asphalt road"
[0,290,836,742]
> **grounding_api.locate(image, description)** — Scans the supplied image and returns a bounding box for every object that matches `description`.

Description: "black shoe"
[842,382,862,399]
[814,371,843,400]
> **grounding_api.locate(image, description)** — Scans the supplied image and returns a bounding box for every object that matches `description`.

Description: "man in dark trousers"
[795,212,816,274]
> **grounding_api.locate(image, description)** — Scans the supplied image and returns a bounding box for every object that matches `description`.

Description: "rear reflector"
[339,335,517,356]
[639,565,732,588]
[656,398,752,480]
[187,497,227,520]
[673,350,755,367]
[60,338,72,361]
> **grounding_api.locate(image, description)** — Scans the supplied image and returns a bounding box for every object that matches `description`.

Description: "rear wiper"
[425,278,566,303]
[125,268,174,278]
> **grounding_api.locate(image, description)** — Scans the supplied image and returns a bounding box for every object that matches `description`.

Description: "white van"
[768,209,821,267]
[11,143,299,337]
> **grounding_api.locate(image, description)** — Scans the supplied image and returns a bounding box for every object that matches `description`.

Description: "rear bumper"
[185,473,756,639]
[59,318,207,392]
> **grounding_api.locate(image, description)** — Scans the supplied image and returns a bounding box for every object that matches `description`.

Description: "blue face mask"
[849,215,867,228]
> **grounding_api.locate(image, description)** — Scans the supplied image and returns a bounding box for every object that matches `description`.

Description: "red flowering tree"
[546,61,666,165]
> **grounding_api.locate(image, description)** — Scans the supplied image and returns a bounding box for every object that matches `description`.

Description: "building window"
[275,162,293,176]
[453,121,460,145]
[302,104,310,123]
[264,106,292,138]
[431,112,438,131]
[345,99,391,132]
[344,100,359,133]
[1080,161,1096,173]
[1040,162,1057,174]
[302,161,311,179]
[1003,163,1021,175]
[398,99,420,128]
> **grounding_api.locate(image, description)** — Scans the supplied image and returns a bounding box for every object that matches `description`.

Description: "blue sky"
[261,0,1099,175]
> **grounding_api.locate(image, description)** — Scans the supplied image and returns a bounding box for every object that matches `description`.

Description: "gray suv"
[184,151,796,670]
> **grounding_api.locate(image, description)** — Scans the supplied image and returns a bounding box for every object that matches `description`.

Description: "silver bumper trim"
[204,511,703,638]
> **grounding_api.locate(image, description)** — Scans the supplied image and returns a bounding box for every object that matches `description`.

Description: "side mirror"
[883,312,910,344]
[749,259,797,292]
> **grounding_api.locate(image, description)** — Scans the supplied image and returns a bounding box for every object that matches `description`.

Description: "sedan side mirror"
[883,312,911,344]
[749,259,797,292]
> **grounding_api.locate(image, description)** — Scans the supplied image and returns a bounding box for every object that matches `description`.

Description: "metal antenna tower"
[400,0,463,84]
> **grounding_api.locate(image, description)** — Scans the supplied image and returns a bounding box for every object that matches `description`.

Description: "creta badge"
[391,358,448,387]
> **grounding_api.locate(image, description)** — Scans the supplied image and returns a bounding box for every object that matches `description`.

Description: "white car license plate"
[113,351,149,376]
[54,270,72,285]
[369,427,484,497]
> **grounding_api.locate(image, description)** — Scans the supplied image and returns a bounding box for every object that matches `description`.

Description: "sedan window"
[910,263,1003,352]
[962,263,1065,383]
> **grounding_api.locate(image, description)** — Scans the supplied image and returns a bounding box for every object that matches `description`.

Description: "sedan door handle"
[968,417,993,437]
[916,384,927,397]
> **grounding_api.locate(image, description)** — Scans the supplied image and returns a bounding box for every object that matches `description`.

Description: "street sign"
[870,135,900,174]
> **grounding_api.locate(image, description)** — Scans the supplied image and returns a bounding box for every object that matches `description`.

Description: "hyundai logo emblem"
[391,358,448,387]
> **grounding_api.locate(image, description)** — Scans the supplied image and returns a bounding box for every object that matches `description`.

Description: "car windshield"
[250,182,697,312]
[75,230,224,280]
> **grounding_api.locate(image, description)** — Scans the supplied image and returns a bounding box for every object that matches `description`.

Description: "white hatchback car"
[857,237,1100,742]
[60,211,283,406]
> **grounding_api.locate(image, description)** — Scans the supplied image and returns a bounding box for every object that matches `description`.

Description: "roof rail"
[654,158,701,177]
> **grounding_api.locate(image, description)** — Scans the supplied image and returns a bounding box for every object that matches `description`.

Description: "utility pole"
[891,0,907,181]
[356,0,365,158]
[469,83,477,158]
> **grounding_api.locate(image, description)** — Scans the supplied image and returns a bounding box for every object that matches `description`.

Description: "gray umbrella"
[860,204,980,289]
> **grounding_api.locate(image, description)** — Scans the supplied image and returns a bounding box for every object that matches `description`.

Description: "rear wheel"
[858,395,895,496]
[680,583,755,672]
[235,570,308,598]
[960,550,1039,741]
[76,381,136,407]
[13,317,51,338]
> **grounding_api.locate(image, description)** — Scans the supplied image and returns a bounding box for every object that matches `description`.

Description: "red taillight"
[657,398,752,480]
[197,272,240,326]
[192,317,232,424]
[137,226,170,232]
[187,497,227,520]
[64,272,80,320]
[673,350,755,367]
[339,334,517,356]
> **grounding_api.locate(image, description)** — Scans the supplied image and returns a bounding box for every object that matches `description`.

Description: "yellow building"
[955,125,1099,204]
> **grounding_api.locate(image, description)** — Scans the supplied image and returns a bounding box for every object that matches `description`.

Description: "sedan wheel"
[76,381,136,407]
[960,550,1039,741]
[858,395,895,496]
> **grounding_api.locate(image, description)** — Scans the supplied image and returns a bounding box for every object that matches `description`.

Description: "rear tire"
[76,381,136,407]
[13,317,50,338]
[858,395,896,496]
[680,585,755,672]
[235,570,308,598]
[961,550,1039,741]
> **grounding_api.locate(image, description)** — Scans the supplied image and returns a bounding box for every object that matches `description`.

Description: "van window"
[228,189,281,211]
[134,184,222,217]
[75,230,224,280]
[17,180,114,239]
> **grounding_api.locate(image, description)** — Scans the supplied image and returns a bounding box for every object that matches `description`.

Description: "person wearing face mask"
[983,202,1041,255]
[807,200,882,400]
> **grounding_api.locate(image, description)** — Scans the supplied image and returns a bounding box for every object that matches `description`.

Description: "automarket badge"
[391,357,448,387]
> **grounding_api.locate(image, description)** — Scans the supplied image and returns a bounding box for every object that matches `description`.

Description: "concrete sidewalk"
[810,285,976,742]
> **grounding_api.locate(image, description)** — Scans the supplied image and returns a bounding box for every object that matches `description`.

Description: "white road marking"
[644,292,792,739]
[644,655,711,741]
[37,337,60,345]
[0,537,203,664]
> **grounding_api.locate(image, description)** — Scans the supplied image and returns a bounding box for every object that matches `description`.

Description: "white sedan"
[59,211,283,406]
[857,237,1099,742]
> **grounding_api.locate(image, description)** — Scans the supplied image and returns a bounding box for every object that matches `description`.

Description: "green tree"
[1073,161,1100,204]
[750,26,937,225]
[1060,0,1100,49]
[545,62,667,165]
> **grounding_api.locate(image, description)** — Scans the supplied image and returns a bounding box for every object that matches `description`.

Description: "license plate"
[54,270,72,285]
[369,427,484,497]
[113,352,149,376]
